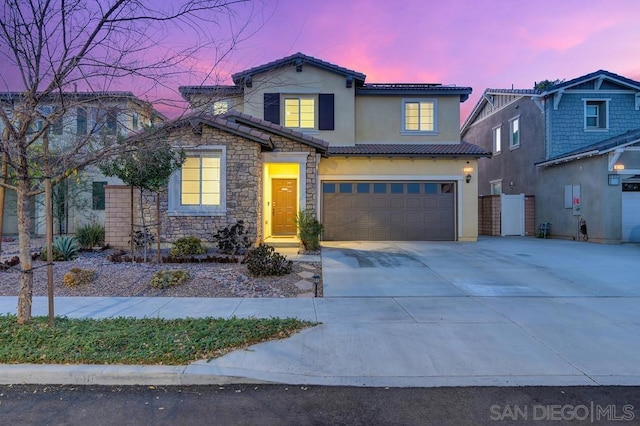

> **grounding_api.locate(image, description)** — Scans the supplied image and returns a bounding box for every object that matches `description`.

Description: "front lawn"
[0,315,314,365]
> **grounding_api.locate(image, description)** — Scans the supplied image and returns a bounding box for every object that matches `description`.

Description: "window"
[92,181,107,210]
[105,110,117,135]
[403,100,436,133]
[490,180,502,195]
[493,125,502,154]
[92,108,118,135]
[132,111,139,130]
[212,101,229,115]
[77,108,87,135]
[168,148,226,216]
[284,97,315,129]
[584,100,608,130]
[51,117,63,136]
[509,116,520,148]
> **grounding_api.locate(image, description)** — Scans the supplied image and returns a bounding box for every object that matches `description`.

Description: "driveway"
[321,237,640,298]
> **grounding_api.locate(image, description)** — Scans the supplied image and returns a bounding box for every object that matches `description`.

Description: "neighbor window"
[77,108,87,135]
[168,148,226,216]
[284,97,315,129]
[403,100,436,133]
[51,117,63,136]
[92,181,107,210]
[584,99,608,130]
[212,100,230,115]
[493,125,502,154]
[490,180,502,195]
[509,116,520,148]
[132,111,139,130]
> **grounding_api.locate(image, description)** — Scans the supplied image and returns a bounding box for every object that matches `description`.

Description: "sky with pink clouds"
[200,0,640,123]
[3,0,640,124]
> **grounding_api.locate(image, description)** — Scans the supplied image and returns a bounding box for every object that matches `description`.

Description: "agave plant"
[51,236,80,261]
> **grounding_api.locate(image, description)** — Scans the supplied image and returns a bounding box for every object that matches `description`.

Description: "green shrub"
[150,270,190,289]
[129,228,156,249]
[170,236,207,257]
[63,268,96,287]
[76,223,105,249]
[295,210,323,251]
[244,244,293,276]
[212,220,252,255]
[41,236,79,261]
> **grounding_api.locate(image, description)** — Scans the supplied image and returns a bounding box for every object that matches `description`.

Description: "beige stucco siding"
[318,157,479,241]
[242,66,356,145]
[355,95,461,143]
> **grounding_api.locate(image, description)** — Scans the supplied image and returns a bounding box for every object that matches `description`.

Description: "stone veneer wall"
[104,124,319,249]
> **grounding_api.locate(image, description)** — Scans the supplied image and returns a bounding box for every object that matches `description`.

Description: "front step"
[263,237,300,248]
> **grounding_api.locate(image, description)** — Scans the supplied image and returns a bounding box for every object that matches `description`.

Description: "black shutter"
[318,93,335,130]
[264,93,280,125]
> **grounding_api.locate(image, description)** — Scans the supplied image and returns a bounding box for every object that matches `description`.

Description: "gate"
[501,193,525,236]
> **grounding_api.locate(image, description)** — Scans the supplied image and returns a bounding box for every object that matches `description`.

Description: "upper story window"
[509,116,520,149]
[77,108,88,135]
[132,111,139,130]
[493,125,502,154]
[584,99,608,130]
[284,97,315,129]
[402,100,437,133]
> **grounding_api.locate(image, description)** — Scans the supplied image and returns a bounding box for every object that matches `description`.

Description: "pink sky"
[4,0,640,124]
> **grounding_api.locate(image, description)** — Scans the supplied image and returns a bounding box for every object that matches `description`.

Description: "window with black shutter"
[264,93,280,124]
[318,93,335,130]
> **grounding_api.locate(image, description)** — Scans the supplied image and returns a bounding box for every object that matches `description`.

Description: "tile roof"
[536,128,640,166]
[357,84,472,101]
[328,142,491,158]
[222,109,330,153]
[178,85,243,100]
[231,52,366,85]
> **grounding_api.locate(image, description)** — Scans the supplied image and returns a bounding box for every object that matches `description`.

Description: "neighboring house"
[461,70,640,243]
[106,52,489,248]
[0,91,164,236]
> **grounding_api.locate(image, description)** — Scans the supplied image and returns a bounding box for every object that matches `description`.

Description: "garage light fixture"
[614,163,625,171]
[463,165,473,184]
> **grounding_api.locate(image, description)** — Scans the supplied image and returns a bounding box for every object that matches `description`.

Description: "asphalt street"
[0,385,638,425]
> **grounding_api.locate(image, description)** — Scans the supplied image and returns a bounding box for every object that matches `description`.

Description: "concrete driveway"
[321,237,640,298]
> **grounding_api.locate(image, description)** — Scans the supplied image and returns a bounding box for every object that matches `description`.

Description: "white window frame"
[490,179,502,195]
[283,95,316,129]
[509,116,520,149]
[492,125,502,154]
[402,99,438,134]
[583,98,609,131]
[168,146,226,216]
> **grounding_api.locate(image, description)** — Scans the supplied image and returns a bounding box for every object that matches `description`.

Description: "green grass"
[0,315,314,365]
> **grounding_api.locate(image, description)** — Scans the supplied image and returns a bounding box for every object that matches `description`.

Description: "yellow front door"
[272,179,297,235]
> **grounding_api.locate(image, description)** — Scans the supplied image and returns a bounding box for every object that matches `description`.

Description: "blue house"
[462,70,640,243]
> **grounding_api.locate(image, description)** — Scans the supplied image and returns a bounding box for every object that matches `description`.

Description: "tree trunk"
[0,153,7,253]
[16,179,33,324]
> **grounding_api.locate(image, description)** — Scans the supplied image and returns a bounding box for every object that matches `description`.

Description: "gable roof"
[461,88,538,134]
[328,142,491,158]
[536,128,640,167]
[540,70,640,95]
[231,52,367,86]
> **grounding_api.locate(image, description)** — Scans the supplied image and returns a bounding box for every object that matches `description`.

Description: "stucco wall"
[356,95,461,143]
[242,66,357,145]
[318,157,479,241]
[462,96,545,196]
[536,155,622,243]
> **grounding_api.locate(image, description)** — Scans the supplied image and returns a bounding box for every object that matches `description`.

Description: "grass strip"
[0,315,314,365]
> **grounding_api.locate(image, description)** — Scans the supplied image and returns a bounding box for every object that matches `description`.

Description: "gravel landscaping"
[0,239,322,298]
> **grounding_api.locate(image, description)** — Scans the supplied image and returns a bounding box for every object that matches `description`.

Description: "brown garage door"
[322,181,455,241]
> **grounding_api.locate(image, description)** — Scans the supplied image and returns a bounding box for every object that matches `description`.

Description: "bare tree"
[0,0,263,324]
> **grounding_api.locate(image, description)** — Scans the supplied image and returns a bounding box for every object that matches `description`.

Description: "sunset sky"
[195,0,640,122]
[4,0,640,123]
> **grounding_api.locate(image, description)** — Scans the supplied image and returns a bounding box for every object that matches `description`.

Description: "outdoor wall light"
[463,165,473,184]
[614,163,625,171]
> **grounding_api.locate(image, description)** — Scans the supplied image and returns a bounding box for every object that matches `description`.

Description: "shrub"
[76,223,105,249]
[150,270,190,289]
[212,220,252,255]
[244,244,293,276]
[41,236,79,261]
[295,210,323,252]
[62,268,95,287]
[170,236,207,257]
[129,228,155,250]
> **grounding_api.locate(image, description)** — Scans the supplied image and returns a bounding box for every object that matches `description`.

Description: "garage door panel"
[322,180,456,241]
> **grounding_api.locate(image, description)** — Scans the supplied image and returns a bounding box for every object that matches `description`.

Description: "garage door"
[622,191,640,242]
[322,181,455,241]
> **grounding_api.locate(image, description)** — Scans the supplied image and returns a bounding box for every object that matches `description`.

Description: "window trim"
[168,146,227,216]
[283,95,317,130]
[583,98,609,131]
[492,124,502,155]
[509,115,520,149]
[401,99,438,135]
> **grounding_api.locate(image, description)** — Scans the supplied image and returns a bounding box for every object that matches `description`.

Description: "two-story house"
[461,70,640,243]
[0,91,164,236]
[105,52,490,248]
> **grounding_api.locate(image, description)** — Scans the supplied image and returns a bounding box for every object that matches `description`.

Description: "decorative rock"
[297,271,315,279]
[294,279,313,291]
[299,264,316,271]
